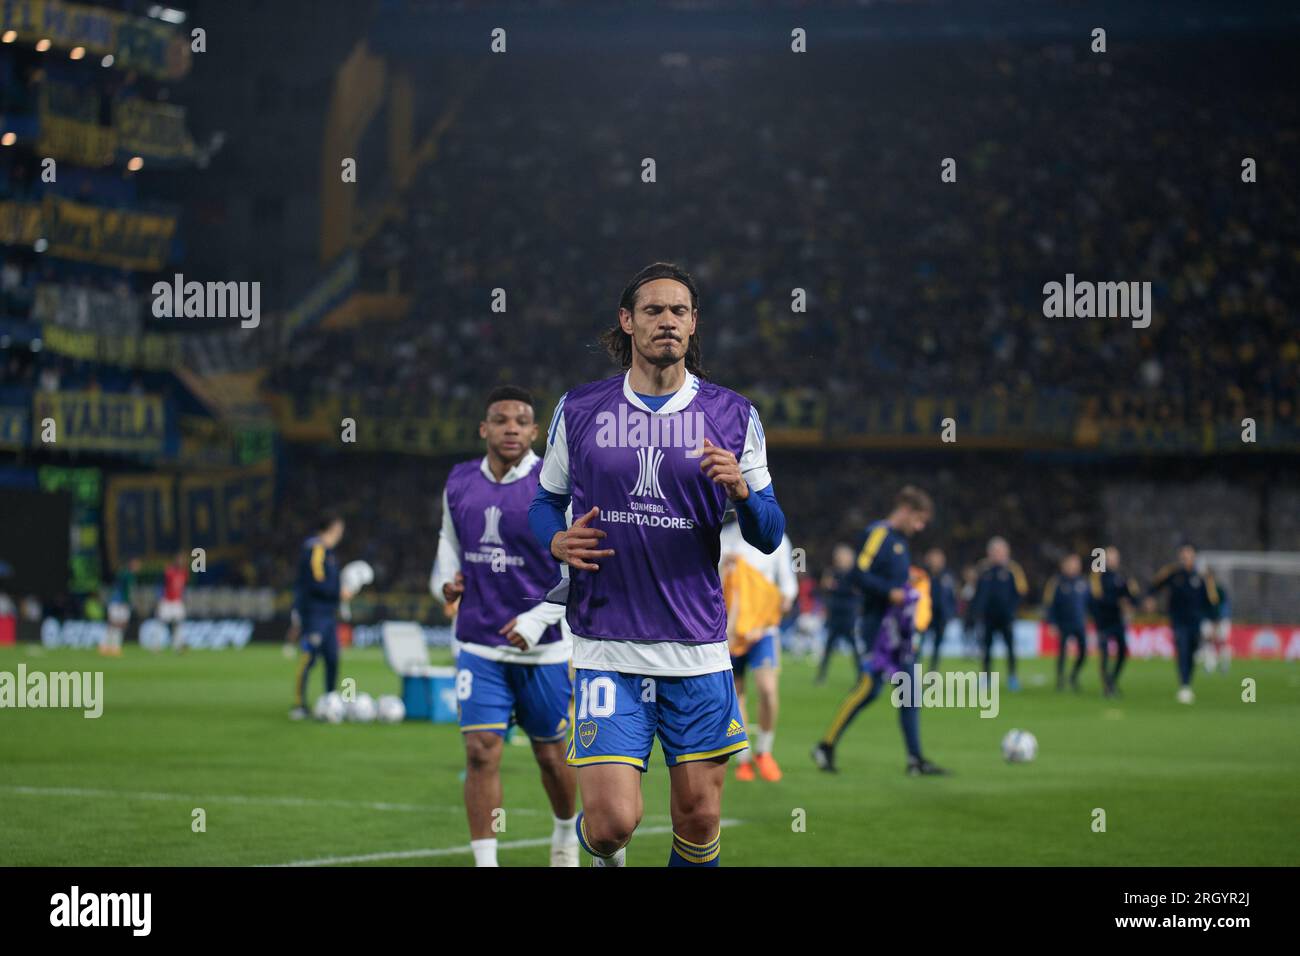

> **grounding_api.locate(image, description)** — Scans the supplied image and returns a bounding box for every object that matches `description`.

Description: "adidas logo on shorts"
[726,719,745,737]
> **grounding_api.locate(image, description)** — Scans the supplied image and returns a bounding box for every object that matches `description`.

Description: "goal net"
[1198,551,1300,625]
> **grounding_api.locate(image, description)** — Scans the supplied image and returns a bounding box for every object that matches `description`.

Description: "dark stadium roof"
[368,0,1300,57]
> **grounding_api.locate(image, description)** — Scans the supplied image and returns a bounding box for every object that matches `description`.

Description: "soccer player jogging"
[817,544,860,685]
[969,537,1029,690]
[1202,572,1232,674]
[1089,546,1140,697]
[811,487,939,774]
[530,262,786,867]
[920,547,957,673]
[720,518,797,782]
[1044,553,1089,691]
[289,513,353,720]
[1145,543,1219,704]
[102,558,140,657]
[812,565,948,776]
[158,551,189,652]
[430,386,578,868]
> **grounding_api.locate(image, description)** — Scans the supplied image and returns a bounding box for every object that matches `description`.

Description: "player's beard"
[638,331,687,369]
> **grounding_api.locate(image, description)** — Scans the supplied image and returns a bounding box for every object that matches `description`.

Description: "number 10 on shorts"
[576,676,616,719]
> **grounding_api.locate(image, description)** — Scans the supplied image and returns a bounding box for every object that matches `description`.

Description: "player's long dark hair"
[601,262,707,377]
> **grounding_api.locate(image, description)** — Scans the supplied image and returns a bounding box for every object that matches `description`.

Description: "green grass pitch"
[1,643,1296,866]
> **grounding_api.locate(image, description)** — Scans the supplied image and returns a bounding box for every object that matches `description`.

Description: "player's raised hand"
[700,437,749,501]
[442,571,465,604]
[551,507,615,571]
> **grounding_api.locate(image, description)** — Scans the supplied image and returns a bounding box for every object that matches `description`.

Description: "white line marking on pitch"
[0,784,531,816]
[268,819,744,867]
[1,784,676,826]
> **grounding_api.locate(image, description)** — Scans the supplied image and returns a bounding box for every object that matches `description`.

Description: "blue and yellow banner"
[38,83,195,167]
[269,392,523,456]
[104,465,274,568]
[116,95,195,162]
[2,198,177,270]
[0,201,44,246]
[32,390,167,454]
[36,113,116,167]
[0,405,30,449]
[39,323,182,370]
[265,387,1298,455]
[0,0,191,80]
[40,196,177,271]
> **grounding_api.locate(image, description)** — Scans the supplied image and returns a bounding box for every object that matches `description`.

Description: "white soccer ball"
[313,691,346,724]
[377,695,406,724]
[347,692,377,723]
[1001,728,1038,763]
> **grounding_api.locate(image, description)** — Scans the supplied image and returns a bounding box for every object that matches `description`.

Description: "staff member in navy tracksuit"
[1044,553,1090,692]
[290,513,354,719]
[1146,543,1218,705]
[968,537,1029,690]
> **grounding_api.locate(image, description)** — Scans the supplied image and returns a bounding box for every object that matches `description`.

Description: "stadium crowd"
[251,36,1300,613]
[6,22,1298,626]
[268,40,1299,434]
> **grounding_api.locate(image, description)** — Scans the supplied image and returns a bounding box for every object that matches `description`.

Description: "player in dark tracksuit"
[1147,543,1219,704]
[850,515,914,656]
[814,567,948,777]
[811,486,933,773]
[818,544,860,685]
[1044,554,1090,691]
[1089,546,1141,697]
[290,513,353,719]
[1202,576,1232,673]
[920,548,957,672]
[968,537,1029,690]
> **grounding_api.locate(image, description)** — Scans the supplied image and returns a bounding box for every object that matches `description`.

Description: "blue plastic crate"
[401,667,457,723]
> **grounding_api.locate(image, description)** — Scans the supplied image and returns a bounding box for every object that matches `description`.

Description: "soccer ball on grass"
[313,691,346,724]
[347,692,377,723]
[377,695,406,723]
[1001,728,1038,763]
